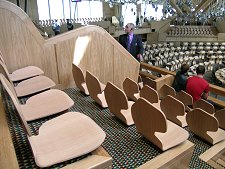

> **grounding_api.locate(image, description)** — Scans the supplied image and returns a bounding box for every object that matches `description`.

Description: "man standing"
[186,65,209,102]
[66,19,74,31]
[119,23,144,62]
[52,19,60,35]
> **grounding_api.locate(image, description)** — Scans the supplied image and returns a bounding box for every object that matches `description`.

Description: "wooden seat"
[214,109,225,130]
[0,52,44,82]
[186,108,225,145]
[131,98,189,151]
[19,111,105,167]
[193,99,215,114]
[72,64,89,95]
[138,75,143,89]
[140,85,161,110]
[85,71,108,108]
[158,84,176,100]
[0,74,74,121]
[160,95,187,127]
[0,61,55,97]
[123,77,140,101]
[175,90,193,112]
[104,82,134,126]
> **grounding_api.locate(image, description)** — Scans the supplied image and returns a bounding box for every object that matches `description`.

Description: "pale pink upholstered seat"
[85,71,108,108]
[140,85,161,110]
[131,98,189,151]
[0,52,44,82]
[0,74,74,121]
[160,95,187,127]
[186,108,225,145]
[72,64,89,95]
[0,60,55,97]
[22,111,105,167]
[105,82,134,126]
[123,77,140,101]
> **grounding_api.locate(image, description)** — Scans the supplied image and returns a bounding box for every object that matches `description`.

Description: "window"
[122,3,137,27]
[37,0,103,21]
[141,4,163,21]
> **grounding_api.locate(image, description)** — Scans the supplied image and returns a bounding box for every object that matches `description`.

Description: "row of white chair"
[0,54,105,168]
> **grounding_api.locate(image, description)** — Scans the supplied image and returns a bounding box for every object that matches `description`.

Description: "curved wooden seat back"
[85,70,107,107]
[141,76,155,89]
[123,77,139,101]
[140,85,159,104]
[186,108,221,144]
[160,95,187,127]
[175,90,193,112]
[105,82,133,125]
[0,74,32,136]
[131,98,167,147]
[158,84,176,100]
[214,109,225,130]
[138,75,143,89]
[0,51,6,64]
[193,99,215,114]
[72,64,89,95]
[0,60,12,83]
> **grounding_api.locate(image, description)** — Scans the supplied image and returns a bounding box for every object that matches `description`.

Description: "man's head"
[181,63,189,74]
[125,23,134,35]
[196,65,205,75]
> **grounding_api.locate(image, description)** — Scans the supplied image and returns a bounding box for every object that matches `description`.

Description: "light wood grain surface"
[0,1,139,89]
[0,96,19,169]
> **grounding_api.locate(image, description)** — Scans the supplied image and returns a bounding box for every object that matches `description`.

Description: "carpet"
[1,87,215,168]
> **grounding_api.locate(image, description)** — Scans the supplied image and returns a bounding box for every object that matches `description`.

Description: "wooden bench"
[140,63,225,109]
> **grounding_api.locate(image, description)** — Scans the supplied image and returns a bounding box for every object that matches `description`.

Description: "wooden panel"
[62,147,112,169]
[62,155,112,169]
[114,48,140,88]
[138,140,194,169]
[55,38,76,88]
[200,139,225,162]
[0,2,59,84]
[50,25,139,89]
[0,96,19,169]
[42,44,59,83]
[0,1,139,89]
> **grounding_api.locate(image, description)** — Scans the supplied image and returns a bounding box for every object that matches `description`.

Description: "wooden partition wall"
[0,0,139,89]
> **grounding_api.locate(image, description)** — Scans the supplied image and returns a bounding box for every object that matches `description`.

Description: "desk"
[215,68,225,84]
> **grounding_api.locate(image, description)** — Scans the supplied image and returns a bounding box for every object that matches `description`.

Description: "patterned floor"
[1,87,216,168]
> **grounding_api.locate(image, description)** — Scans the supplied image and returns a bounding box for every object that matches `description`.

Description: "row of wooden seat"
[124,77,225,145]
[73,63,225,150]
[143,42,225,72]
[167,26,215,36]
[72,64,190,151]
[0,54,106,167]
[34,17,103,28]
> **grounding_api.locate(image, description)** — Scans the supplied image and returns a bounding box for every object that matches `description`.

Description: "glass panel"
[64,0,71,19]
[49,0,64,19]
[37,0,50,20]
[122,3,137,27]
[141,4,163,21]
